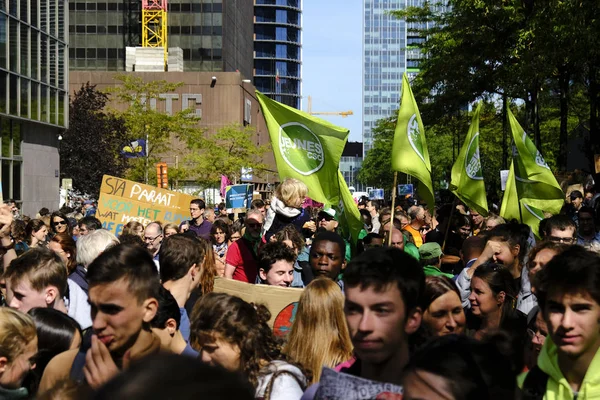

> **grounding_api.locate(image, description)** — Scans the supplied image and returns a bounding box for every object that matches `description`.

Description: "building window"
[0,118,23,201]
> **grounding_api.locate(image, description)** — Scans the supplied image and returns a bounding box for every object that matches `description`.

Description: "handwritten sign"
[97,175,195,236]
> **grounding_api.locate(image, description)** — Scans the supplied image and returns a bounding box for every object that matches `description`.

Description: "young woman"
[190,293,307,399]
[467,262,526,341]
[25,219,48,249]
[163,223,179,238]
[49,212,71,238]
[420,276,466,337]
[121,221,144,238]
[284,278,353,384]
[0,308,38,399]
[211,220,231,277]
[48,233,78,275]
[273,225,309,287]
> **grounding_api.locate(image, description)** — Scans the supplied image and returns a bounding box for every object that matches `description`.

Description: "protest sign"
[96,175,194,236]
[213,277,303,337]
[225,184,254,209]
[369,188,384,200]
[315,368,403,400]
[398,184,414,196]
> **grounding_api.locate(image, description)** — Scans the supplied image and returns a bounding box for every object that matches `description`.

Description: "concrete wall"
[21,121,60,217]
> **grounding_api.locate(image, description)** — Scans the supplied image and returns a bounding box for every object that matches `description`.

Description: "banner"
[97,175,194,236]
[500,162,544,238]
[450,102,488,216]
[334,171,366,248]
[121,139,146,158]
[213,277,303,337]
[225,184,254,209]
[508,107,564,214]
[391,73,435,209]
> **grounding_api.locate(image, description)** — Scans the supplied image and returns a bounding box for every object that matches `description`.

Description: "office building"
[68,0,254,78]
[362,0,425,157]
[0,0,68,215]
[340,141,365,192]
[254,0,302,109]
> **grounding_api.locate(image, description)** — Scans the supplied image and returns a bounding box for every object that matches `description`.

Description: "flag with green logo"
[500,161,545,238]
[508,107,564,214]
[392,73,435,208]
[450,103,488,216]
[256,91,363,245]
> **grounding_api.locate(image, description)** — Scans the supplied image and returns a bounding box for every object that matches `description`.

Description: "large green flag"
[508,107,564,214]
[450,103,488,216]
[500,161,545,238]
[256,91,363,245]
[392,73,435,208]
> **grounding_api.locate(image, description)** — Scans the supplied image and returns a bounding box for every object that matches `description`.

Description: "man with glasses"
[543,214,577,245]
[188,199,212,240]
[224,210,264,283]
[144,222,163,266]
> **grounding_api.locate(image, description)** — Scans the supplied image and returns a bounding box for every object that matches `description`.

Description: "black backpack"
[521,366,549,400]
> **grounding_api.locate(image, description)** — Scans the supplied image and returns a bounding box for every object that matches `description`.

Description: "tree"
[105,75,202,184]
[183,123,269,187]
[60,83,129,199]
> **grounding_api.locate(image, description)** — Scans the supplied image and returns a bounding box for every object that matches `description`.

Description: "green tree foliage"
[183,123,269,187]
[60,83,129,198]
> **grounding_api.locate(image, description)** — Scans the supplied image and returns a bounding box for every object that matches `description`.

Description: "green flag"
[450,103,488,216]
[508,107,564,214]
[500,161,545,238]
[256,91,363,246]
[392,73,435,208]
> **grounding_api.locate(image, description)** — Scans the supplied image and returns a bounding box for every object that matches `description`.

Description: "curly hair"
[190,293,283,388]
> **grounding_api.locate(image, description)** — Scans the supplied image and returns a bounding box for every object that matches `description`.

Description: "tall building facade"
[254,0,302,109]
[68,0,254,78]
[0,0,68,215]
[362,0,424,157]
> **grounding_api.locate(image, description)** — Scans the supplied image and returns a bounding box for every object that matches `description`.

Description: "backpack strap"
[69,350,87,383]
[521,365,549,400]
[263,369,306,400]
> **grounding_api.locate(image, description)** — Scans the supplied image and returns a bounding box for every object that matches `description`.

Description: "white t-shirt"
[255,360,307,400]
[66,278,92,329]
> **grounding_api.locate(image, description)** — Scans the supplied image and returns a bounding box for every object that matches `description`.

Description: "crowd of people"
[0,177,599,399]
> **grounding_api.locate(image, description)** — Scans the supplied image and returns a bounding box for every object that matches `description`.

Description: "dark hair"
[258,241,296,275]
[25,219,46,245]
[159,234,206,283]
[472,263,518,326]
[488,223,530,264]
[11,220,27,244]
[368,199,381,212]
[578,206,596,219]
[92,353,254,400]
[344,247,425,314]
[87,244,160,304]
[402,334,517,399]
[28,308,81,379]
[210,219,231,244]
[543,215,576,238]
[312,231,345,259]
[190,199,206,210]
[49,233,77,274]
[359,209,372,230]
[117,234,145,247]
[78,216,102,231]
[50,211,71,235]
[150,286,181,330]
[420,276,461,311]
[363,232,384,245]
[535,246,600,311]
[452,214,472,230]
[570,190,583,199]
[218,202,226,211]
[273,224,305,253]
[38,207,50,217]
[190,293,286,388]
[251,199,265,210]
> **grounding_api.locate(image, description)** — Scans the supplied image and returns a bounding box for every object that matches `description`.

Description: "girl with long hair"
[25,219,48,249]
[190,293,307,399]
[49,212,71,238]
[284,278,353,384]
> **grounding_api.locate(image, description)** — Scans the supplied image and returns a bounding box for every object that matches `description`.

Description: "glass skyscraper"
[0,0,67,215]
[363,0,424,157]
[254,0,302,109]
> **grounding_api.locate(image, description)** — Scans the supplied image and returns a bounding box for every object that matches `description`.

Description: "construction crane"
[141,0,168,67]
[306,96,353,117]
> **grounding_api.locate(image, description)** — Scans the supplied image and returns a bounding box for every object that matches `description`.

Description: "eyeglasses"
[547,236,575,244]
[144,234,162,242]
[54,220,67,226]
[527,329,546,341]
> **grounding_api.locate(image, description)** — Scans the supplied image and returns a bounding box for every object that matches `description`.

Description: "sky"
[302,1,363,143]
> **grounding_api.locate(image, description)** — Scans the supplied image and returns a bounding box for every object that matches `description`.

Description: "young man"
[317,208,339,232]
[543,215,577,245]
[522,246,600,398]
[337,247,424,384]
[309,231,346,287]
[366,200,381,233]
[78,216,102,236]
[576,207,600,249]
[257,241,296,287]
[39,244,161,392]
[159,234,204,342]
[4,247,91,329]
[188,199,212,240]
[225,209,264,283]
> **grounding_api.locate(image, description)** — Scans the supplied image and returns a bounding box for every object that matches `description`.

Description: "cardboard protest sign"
[213,277,303,337]
[315,368,403,400]
[96,175,194,236]
[225,184,254,209]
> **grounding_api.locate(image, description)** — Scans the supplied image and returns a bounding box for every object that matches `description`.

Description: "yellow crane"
[306,96,353,117]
